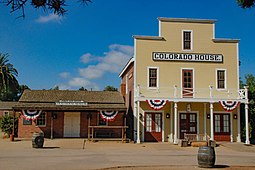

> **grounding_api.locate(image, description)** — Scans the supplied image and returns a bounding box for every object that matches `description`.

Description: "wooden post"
[50,112,53,140]
[91,127,94,142]
[88,114,91,141]
[11,110,15,142]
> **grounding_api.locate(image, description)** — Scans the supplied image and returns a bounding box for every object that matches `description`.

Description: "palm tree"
[0,53,19,101]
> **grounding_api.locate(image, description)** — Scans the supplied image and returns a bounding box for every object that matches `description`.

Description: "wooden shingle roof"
[0,102,18,110]
[14,90,126,111]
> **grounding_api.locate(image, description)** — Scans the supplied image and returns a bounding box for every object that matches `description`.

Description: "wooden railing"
[88,126,128,143]
[184,134,210,142]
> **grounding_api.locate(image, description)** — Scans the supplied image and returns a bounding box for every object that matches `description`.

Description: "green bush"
[0,116,18,136]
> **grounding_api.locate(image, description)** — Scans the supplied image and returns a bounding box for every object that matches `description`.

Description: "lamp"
[207,114,210,119]
[186,103,191,112]
[233,114,237,119]
[166,113,170,119]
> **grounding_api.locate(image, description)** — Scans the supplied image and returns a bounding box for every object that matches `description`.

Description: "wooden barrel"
[197,146,216,168]
[32,132,44,148]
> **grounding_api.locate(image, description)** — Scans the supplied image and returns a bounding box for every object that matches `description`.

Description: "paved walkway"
[0,138,255,170]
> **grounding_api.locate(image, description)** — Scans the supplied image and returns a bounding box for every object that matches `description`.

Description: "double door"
[144,112,162,142]
[180,113,197,139]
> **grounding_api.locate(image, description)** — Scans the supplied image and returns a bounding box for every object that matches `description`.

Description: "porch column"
[174,102,178,144]
[245,102,250,144]
[169,102,173,143]
[237,106,241,142]
[210,102,214,141]
[137,100,141,144]
[203,103,207,136]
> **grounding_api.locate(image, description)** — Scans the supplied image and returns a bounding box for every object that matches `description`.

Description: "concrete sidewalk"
[0,138,255,170]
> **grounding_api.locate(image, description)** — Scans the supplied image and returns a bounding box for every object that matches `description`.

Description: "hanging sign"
[22,110,42,120]
[99,111,118,121]
[146,99,168,110]
[219,101,240,112]
[152,52,223,63]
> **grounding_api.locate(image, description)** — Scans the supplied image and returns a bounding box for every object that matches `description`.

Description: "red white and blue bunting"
[22,110,42,120]
[146,99,168,110]
[99,111,118,121]
[219,101,240,112]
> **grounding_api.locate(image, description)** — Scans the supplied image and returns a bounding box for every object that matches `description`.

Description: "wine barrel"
[197,146,216,168]
[32,132,44,148]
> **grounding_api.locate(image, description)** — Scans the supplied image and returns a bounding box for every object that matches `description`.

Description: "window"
[148,67,158,88]
[36,112,46,126]
[183,31,192,50]
[23,118,32,125]
[98,114,107,126]
[146,114,152,132]
[217,69,226,89]
[3,111,9,117]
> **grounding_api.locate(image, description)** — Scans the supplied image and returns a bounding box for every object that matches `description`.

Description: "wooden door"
[180,113,197,139]
[214,114,230,141]
[64,112,80,137]
[144,113,162,142]
[182,69,193,98]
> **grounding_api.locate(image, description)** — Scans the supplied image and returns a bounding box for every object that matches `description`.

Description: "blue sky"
[0,0,254,90]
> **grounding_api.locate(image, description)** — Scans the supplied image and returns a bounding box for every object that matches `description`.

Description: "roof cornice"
[119,57,134,78]
[158,17,217,24]
[212,38,240,43]
[133,35,165,40]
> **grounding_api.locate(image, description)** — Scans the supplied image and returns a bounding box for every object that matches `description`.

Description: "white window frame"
[216,69,227,90]
[180,68,195,98]
[3,111,9,117]
[182,30,193,51]
[147,66,159,89]
[36,112,47,127]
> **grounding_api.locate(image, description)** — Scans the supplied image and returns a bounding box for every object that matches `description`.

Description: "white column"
[137,100,140,144]
[174,102,178,144]
[203,103,207,136]
[245,103,250,144]
[230,113,233,142]
[134,101,137,142]
[169,103,173,143]
[210,103,214,141]
[237,106,241,142]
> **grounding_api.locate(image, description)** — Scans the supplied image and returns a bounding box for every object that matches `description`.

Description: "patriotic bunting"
[22,110,42,120]
[219,101,240,112]
[146,99,168,110]
[100,111,118,121]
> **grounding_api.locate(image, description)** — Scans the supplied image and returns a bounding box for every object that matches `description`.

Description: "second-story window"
[148,68,158,88]
[217,69,226,89]
[183,31,192,50]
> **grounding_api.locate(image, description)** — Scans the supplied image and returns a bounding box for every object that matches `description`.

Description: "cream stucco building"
[120,18,249,144]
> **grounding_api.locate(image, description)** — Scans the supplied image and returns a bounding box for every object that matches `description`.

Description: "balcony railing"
[136,85,248,101]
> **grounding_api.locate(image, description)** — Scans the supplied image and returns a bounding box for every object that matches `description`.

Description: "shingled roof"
[14,90,126,111]
[0,102,18,110]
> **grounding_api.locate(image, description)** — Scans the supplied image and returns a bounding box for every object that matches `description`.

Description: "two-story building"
[119,18,250,144]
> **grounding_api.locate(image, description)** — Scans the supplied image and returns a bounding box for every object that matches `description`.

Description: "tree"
[79,86,88,91]
[240,74,255,143]
[1,0,92,18]
[237,0,255,8]
[0,53,19,101]
[104,85,118,91]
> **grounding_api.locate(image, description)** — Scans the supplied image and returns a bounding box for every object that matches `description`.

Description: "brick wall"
[18,111,126,138]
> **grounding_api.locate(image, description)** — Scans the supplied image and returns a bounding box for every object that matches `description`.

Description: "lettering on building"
[152,52,223,63]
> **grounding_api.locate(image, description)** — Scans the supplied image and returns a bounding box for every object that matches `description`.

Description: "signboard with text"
[152,52,223,63]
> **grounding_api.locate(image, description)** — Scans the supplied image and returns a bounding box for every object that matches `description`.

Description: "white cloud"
[79,44,133,79]
[68,77,99,90]
[59,72,70,79]
[79,66,104,79]
[36,14,63,23]
[57,44,133,90]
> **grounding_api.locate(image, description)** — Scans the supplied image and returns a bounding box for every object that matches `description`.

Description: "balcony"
[135,85,248,102]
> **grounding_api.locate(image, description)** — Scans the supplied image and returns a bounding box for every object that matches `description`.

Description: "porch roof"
[13,90,126,111]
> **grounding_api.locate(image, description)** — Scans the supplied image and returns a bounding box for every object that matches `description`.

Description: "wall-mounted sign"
[55,100,88,106]
[152,52,223,63]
